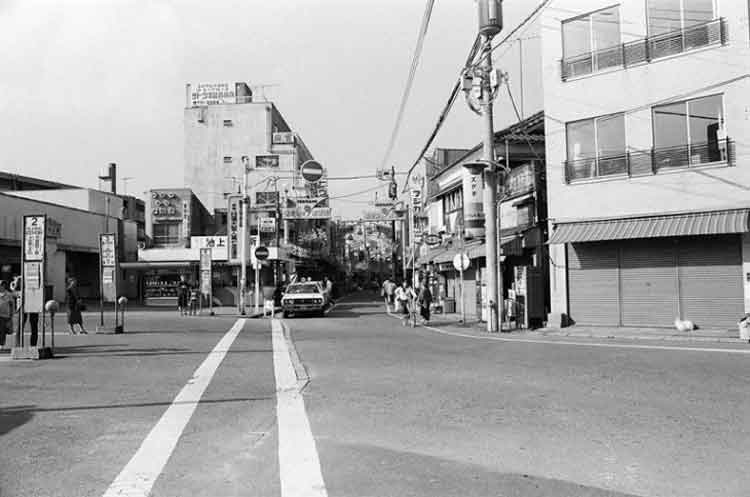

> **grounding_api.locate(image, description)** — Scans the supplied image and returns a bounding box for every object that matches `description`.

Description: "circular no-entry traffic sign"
[301,160,324,183]
[255,246,270,261]
[453,253,470,271]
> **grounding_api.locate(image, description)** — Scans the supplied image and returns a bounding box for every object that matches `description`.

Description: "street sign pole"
[255,215,261,314]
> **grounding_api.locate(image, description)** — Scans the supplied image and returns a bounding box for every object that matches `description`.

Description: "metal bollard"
[115,296,128,334]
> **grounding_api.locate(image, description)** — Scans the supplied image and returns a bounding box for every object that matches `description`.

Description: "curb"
[279,320,310,386]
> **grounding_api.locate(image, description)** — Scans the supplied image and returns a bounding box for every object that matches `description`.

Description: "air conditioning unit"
[272,132,294,145]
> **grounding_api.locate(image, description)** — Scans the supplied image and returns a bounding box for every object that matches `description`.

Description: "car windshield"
[286,284,320,294]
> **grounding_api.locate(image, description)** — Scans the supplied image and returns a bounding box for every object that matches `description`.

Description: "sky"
[0,0,542,217]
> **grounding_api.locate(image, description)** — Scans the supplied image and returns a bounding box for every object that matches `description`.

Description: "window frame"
[565,112,628,180]
[561,4,623,63]
[646,0,717,38]
[651,92,726,166]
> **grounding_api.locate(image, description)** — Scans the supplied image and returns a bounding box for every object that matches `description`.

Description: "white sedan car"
[282,282,328,318]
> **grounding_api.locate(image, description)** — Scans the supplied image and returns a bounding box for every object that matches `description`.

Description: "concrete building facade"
[541,0,750,328]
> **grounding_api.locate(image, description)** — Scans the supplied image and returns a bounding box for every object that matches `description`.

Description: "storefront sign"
[190,82,236,106]
[462,172,484,238]
[182,200,190,242]
[228,195,242,262]
[259,217,276,233]
[281,207,331,219]
[151,191,183,221]
[23,215,46,261]
[506,163,535,197]
[255,155,280,169]
[192,236,228,261]
[46,218,62,239]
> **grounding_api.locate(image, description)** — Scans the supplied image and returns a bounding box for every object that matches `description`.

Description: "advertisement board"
[190,82,237,106]
[23,215,46,314]
[255,155,280,169]
[200,248,212,297]
[23,261,43,313]
[281,207,331,219]
[259,217,276,233]
[228,195,242,263]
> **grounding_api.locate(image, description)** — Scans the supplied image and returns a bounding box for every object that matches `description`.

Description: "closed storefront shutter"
[620,239,679,327]
[567,243,619,325]
[678,235,743,328]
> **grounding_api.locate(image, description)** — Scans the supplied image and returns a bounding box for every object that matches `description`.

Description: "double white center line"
[102,318,327,497]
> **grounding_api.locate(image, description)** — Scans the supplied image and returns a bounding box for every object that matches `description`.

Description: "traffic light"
[388,179,397,200]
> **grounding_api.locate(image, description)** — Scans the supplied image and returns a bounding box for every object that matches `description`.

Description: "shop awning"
[419,236,522,265]
[120,261,196,269]
[548,208,750,244]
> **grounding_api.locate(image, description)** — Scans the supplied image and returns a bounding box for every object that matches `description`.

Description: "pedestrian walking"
[188,285,199,315]
[323,276,334,304]
[395,281,417,327]
[381,278,396,313]
[177,275,189,316]
[66,277,87,335]
[418,283,433,325]
[0,281,14,350]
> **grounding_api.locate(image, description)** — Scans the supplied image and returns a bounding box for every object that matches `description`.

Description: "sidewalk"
[424,312,748,344]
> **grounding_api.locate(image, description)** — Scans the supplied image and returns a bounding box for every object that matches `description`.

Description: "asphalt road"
[2,295,749,496]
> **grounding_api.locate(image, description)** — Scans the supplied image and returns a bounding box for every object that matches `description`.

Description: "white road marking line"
[102,319,246,497]
[385,313,750,355]
[272,318,328,497]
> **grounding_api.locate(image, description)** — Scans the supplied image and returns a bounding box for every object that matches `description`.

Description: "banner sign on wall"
[200,248,212,297]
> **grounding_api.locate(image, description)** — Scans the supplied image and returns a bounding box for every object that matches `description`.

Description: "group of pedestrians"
[381,278,432,327]
[177,275,200,316]
[0,276,87,350]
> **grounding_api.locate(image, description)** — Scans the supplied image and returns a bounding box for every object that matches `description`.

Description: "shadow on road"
[321,440,644,497]
[0,396,275,416]
[54,346,272,358]
[0,406,35,437]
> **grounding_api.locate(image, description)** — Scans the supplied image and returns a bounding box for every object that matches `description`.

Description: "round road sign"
[254,246,270,261]
[301,160,324,183]
[453,253,470,271]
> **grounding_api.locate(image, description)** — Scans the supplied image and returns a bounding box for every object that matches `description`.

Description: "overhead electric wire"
[505,82,545,164]
[402,34,482,191]
[327,184,385,200]
[378,0,436,172]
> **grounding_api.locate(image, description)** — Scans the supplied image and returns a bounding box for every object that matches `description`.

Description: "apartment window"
[562,6,622,78]
[152,222,181,246]
[223,156,232,163]
[647,0,718,57]
[566,113,626,181]
[441,187,463,229]
[652,94,726,170]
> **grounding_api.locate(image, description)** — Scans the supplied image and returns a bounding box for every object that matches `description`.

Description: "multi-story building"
[541,0,750,328]
[419,113,548,326]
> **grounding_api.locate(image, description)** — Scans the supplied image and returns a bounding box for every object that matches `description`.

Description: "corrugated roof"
[548,209,750,244]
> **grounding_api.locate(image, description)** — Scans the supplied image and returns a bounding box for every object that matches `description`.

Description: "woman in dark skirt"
[66,278,87,335]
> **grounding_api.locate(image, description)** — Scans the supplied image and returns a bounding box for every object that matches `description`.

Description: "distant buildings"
[541,0,750,328]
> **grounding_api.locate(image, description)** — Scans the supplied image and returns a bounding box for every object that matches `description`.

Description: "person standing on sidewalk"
[418,283,432,325]
[66,277,87,335]
[0,281,14,350]
[381,278,396,313]
[395,281,417,326]
[177,275,189,316]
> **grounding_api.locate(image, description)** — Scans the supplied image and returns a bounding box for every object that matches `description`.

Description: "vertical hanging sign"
[200,248,212,296]
[99,233,118,302]
[23,215,46,313]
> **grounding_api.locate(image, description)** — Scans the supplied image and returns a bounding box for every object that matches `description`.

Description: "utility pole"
[239,157,249,315]
[469,0,503,332]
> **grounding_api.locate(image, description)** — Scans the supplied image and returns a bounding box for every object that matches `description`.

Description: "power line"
[402,34,482,191]
[327,184,385,200]
[378,0,436,172]
[505,82,544,164]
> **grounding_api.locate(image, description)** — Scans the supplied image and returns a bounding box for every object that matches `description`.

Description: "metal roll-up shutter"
[677,235,743,329]
[620,238,679,327]
[567,242,619,325]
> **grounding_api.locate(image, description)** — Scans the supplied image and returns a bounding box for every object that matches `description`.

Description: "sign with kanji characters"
[23,261,43,313]
[228,195,242,263]
[200,248,212,297]
[259,217,276,233]
[99,233,118,302]
[192,236,228,261]
[23,215,46,261]
[100,234,117,267]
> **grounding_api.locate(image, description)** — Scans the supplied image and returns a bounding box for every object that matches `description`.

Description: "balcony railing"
[561,18,726,80]
[564,138,733,183]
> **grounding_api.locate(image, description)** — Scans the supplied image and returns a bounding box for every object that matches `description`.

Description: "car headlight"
[315,299,322,304]
[282,300,291,305]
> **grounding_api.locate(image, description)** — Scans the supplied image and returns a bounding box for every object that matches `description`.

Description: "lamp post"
[393,204,407,282]
[239,156,250,315]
